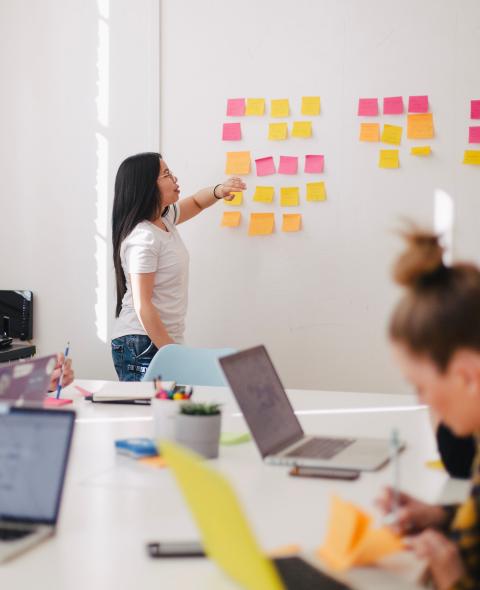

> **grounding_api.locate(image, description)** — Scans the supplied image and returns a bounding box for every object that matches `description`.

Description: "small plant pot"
[174,413,222,459]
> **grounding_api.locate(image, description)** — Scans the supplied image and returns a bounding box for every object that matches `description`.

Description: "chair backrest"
[143,344,236,386]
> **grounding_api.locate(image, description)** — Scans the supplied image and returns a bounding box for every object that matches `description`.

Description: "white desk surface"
[1,382,470,590]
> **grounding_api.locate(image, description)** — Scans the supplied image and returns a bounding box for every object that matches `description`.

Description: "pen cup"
[151,398,184,441]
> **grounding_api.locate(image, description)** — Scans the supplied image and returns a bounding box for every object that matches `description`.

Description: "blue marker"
[56,341,70,399]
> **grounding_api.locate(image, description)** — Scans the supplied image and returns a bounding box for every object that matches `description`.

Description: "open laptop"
[162,440,351,590]
[0,355,56,405]
[219,346,396,471]
[0,405,75,563]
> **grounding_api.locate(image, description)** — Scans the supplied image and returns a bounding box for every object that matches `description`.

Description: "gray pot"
[174,413,222,459]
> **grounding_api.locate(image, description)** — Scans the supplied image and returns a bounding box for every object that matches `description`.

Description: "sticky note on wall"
[408,95,429,113]
[381,124,402,145]
[379,149,399,169]
[407,114,434,139]
[292,121,312,138]
[306,182,326,201]
[359,123,380,142]
[357,98,378,116]
[282,214,302,232]
[383,96,403,115]
[221,211,242,227]
[471,100,480,119]
[278,156,298,175]
[226,98,245,117]
[469,126,480,143]
[305,154,324,173]
[224,191,243,206]
[222,122,242,141]
[280,187,300,206]
[248,213,275,236]
[271,99,289,118]
[253,186,275,203]
[411,146,431,156]
[245,98,265,116]
[463,150,480,165]
[268,122,288,140]
[255,156,276,176]
[301,96,321,116]
[226,151,251,175]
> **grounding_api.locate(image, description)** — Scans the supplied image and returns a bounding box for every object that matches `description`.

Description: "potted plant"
[174,403,222,459]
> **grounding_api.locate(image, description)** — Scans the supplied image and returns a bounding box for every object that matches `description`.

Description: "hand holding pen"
[54,342,72,399]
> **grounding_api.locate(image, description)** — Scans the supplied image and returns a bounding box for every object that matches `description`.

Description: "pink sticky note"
[304,154,324,173]
[75,385,92,397]
[278,156,298,175]
[469,126,480,144]
[226,98,245,116]
[44,397,73,407]
[383,96,404,115]
[358,98,379,116]
[255,156,276,176]
[471,100,480,120]
[222,122,242,141]
[408,95,429,113]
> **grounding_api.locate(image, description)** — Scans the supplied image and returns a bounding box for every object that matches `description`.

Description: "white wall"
[0,0,159,379]
[160,0,480,392]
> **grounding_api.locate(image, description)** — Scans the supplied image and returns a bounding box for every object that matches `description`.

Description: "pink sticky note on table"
[44,397,73,407]
[408,95,429,113]
[75,385,92,397]
[226,98,245,116]
[383,96,403,115]
[469,126,480,144]
[222,122,242,141]
[305,154,324,173]
[255,156,276,176]
[358,98,378,116]
[278,156,298,175]
[471,100,480,120]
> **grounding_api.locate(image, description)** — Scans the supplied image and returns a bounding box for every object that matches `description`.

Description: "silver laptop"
[219,346,397,471]
[0,405,75,563]
[0,355,56,405]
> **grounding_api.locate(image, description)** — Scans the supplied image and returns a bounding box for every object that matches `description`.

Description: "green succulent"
[179,402,221,416]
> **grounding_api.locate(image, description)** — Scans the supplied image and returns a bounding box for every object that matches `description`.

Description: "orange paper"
[359,123,380,142]
[225,151,251,175]
[248,213,275,236]
[221,211,242,228]
[282,214,302,232]
[407,113,434,139]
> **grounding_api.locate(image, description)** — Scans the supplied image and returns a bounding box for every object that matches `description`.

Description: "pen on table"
[391,428,400,520]
[56,341,70,399]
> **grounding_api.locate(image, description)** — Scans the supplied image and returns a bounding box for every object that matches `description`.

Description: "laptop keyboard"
[274,556,351,590]
[0,528,34,542]
[285,437,354,460]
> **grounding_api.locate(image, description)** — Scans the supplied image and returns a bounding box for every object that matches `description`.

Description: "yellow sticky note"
[271,99,289,118]
[224,191,243,206]
[359,123,380,142]
[463,150,480,165]
[253,186,274,203]
[407,113,434,139]
[379,149,399,169]
[292,121,312,138]
[225,151,251,175]
[411,146,431,156]
[306,182,326,202]
[221,211,242,228]
[301,96,321,116]
[248,213,275,236]
[426,459,444,470]
[381,124,402,145]
[280,187,300,207]
[282,214,302,232]
[268,122,288,140]
[245,98,265,116]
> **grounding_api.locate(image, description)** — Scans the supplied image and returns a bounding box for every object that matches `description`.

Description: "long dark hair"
[112,152,162,317]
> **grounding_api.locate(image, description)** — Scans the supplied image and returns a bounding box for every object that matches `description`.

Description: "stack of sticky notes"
[317,495,403,571]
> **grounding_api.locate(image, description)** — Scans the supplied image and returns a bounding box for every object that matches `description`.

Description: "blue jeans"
[111,335,158,381]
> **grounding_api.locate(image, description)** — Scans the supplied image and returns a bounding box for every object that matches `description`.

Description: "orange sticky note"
[221,211,242,228]
[379,149,399,169]
[282,214,302,232]
[225,151,251,175]
[139,456,167,468]
[280,187,300,207]
[306,182,326,202]
[301,96,321,116]
[359,123,380,142]
[248,213,275,236]
[407,113,434,139]
[245,98,265,116]
[271,99,290,118]
[224,191,243,206]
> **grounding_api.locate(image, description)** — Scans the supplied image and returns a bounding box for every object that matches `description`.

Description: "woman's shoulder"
[123,221,159,248]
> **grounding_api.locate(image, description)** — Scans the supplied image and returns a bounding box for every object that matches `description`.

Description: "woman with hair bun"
[377,226,480,590]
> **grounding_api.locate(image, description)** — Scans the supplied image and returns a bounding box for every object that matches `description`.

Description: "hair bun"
[393,225,445,288]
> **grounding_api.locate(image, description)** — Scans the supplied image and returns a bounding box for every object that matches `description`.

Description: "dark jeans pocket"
[111,338,125,380]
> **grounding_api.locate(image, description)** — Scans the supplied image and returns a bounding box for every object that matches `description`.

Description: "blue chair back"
[143,344,236,386]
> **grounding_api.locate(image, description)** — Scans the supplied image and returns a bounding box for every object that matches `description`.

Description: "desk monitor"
[0,290,33,341]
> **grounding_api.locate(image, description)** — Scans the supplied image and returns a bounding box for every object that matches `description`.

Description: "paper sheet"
[225,151,251,175]
[304,154,324,173]
[379,149,399,169]
[411,146,431,156]
[383,96,403,115]
[306,182,326,202]
[407,113,434,139]
[463,150,480,165]
[408,95,429,113]
[245,98,265,116]
[268,122,288,140]
[282,214,302,232]
[280,187,300,206]
[301,96,321,116]
[469,126,480,143]
[221,211,242,227]
[271,99,290,118]
[248,213,275,235]
[222,122,242,141]
[357,98,379,116]
[224,191,243,206]
[278,156,298,175]
[253,186,275,203]
[381,124,402,145]
[255,156,276,176]
[291,121,312,138]
[359,123,380,142]
[226,98,245,117]
[471,100,480,120]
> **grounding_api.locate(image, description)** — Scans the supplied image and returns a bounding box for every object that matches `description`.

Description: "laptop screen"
[0,355,56,403]
[0,407,75,524]
[219,346,304,457]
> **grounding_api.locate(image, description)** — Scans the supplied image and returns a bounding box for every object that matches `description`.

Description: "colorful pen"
[55,341,70,399]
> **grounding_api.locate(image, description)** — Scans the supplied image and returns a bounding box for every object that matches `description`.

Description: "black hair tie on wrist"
[213,184,223,199]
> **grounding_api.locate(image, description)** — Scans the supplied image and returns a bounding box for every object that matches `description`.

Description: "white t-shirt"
[112,204,190,343]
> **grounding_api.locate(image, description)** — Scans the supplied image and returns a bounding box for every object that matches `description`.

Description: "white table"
[0,382,469,589]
